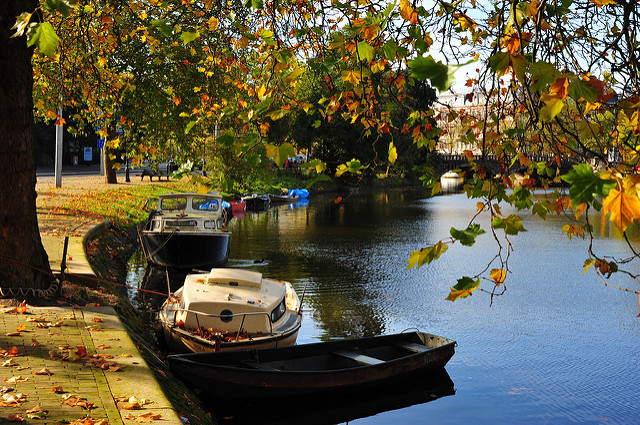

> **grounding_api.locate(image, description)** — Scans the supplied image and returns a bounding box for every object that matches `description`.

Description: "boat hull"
[140,232,230,270]
[160,313,302,354]
[168,331,455,400]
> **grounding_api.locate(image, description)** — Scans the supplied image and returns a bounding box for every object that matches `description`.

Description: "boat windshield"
[161,197,187,211]
[194,197,219,211]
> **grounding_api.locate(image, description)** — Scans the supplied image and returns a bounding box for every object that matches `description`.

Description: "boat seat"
[242,360,280,371]
[333,350,385,366]
[394,342,433,353]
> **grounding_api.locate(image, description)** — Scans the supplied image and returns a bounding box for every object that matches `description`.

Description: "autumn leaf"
[34,367,53,376]
[602,188,640,232]
[76,345,87,358]
[490,269,506,285]
[446,276,481,301]
[265,143,295,168]
[589,0,617,6]
[407,241,449,269]
[52,385,65,393]
[4,376,27,384]
[125,412,163,423]
[388,142,398,164]
[539,93,565,122]
[342,70,361,86]
[2,358,18,367]
[25,405,48,419]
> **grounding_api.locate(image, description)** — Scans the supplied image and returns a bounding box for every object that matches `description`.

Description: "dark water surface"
[129,189,640,424]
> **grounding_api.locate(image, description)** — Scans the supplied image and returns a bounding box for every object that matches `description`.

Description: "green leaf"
[255,96,274,115]
[408,56,475,92]
[44,0,76,17]
[306,173,332,189]
[356,41,375,62]
[151,19,173,37]
[407,241,448,269]
[532,201,549,219]
[245,0,264,8]
[492,214,526,235]
[185,120,197,134]
[449,224,486,247]
[568,79,597,103]
[27,22,60,57]
[266,143,295,168]
[529,61,560,92]
[180,31,200,45]
[561,163,616,208]
[511,186,533,210]
[216,133,235,147]
[488,52,510,76]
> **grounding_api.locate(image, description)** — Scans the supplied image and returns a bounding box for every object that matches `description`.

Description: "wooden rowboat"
[167,331,455,400]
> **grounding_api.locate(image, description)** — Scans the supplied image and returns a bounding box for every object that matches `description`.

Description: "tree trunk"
[104,146,118,184]
[0,0,55,300]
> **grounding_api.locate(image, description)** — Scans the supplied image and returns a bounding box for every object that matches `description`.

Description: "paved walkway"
[0,175,189,424]
[0,305,183,424]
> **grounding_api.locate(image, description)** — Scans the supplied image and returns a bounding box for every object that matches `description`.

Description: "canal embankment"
[3,175,216,425]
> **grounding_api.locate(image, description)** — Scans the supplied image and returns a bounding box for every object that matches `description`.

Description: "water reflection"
[126,188,640,424]
[207,368,455,425]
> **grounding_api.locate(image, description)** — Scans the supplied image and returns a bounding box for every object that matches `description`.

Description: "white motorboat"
[156,268,303,353]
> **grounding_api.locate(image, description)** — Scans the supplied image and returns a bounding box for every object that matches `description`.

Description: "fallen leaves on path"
[4,376,27,384]
[115,395,153,410]
[62,394,95,410]
[0,392,28,406]
[33,367,53,376]
[124,412,163,423]
[25,405,48,419]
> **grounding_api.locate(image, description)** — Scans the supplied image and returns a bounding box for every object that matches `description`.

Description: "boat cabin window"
[270,298,287,323]
[193,197,219,211]
[161,197,187,211]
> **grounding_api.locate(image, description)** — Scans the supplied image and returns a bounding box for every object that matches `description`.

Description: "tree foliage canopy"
[14,0,640,306]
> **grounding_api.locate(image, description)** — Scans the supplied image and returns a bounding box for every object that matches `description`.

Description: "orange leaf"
[76,346,87,358]
[93,318,103,323]
[52,385,65,393]
[16,324,26,332]
[8,346,19,356]
[602,188,640,232]
[16,302,27,314]
[549,77,570,99]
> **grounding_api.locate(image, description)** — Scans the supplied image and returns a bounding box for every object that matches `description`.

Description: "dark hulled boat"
[139,192,231,270]
[167,331,455,400]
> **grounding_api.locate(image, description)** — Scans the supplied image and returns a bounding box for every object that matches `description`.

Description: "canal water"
[129,189,640,424]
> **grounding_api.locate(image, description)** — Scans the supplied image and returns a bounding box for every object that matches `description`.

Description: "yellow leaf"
[207,17,219,30]
[489,268,506,285]
[539,93,565,122]
[335,163,348,177]
[476,202,485,212]
[388,142,397,164]
[602,188,640,232]
[589,0,617,6]
[197,185,208,195]
[445,287,476,301]
[257,84,267,99]
[315,162,327,174]
[341,70,361,86]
